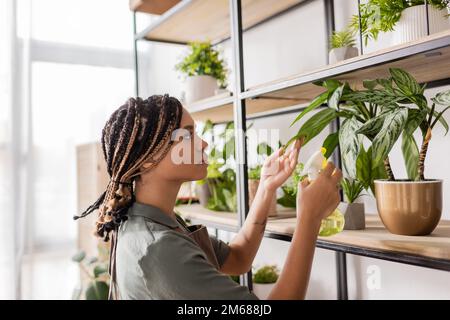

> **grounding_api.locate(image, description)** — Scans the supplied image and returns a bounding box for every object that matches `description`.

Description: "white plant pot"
[184,75,218,104]
[391,5,450,46]
[328,46,359,64]
[252,283,275,300]
[339,202,365,230]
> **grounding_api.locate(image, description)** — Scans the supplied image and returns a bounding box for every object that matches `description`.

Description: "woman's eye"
[183,132,192,140]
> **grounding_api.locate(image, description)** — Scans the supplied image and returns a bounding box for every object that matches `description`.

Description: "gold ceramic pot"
[374,179,442,236]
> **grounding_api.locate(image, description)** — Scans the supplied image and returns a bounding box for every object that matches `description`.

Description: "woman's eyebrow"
[183,125,195,131]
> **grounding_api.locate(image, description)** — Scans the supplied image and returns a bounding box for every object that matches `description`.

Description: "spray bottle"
[302,148,344,236]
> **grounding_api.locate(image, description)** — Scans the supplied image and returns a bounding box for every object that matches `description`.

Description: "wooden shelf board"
[137,0,304,43]
[187,31,450,122]
[266,215,450,261]
[243,30,450,103]
[130,0,180,15]
[175,204,297,230]
[176,204,450,263]
[187,93,304,123]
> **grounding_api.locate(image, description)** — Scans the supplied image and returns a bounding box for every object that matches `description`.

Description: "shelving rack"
[132,0,450,300]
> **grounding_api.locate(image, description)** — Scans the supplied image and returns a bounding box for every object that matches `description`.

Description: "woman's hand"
[259,139,302,193]
[296,162,342,228]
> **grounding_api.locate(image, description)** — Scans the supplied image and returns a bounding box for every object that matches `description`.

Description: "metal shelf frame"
[132,0,450,300]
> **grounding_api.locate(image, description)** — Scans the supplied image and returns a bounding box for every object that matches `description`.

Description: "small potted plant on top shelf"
[350,0,450,47]
[329,28,359,64]
[175,41,228,104]
[252,265,279,300]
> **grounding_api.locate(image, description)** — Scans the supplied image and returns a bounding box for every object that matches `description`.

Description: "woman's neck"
[134,177,181,220]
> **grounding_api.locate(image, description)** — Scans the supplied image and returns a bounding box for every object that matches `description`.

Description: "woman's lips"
[202,153,208,164]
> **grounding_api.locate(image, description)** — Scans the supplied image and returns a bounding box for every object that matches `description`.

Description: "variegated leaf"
[339,117,362,178]
[328,84,345,110]
[401,132,419,181]
[296,108,338,145]
[356,113,389,140]
[371,108,408,168]
[433,89,450,105]
[389,68,422,96]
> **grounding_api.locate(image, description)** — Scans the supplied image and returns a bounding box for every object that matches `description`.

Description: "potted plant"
[329,28,359,64]
[277,163,305,208]
[195,121,238,212]
[286,68,449,235]
[175,41,228,104]
[252,265,279,300]
[350,0,450,47]
[345,68,450,235]
[340,178,365,230]
[71,245,109,300]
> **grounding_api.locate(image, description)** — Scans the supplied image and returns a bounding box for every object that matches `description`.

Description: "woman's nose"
[201,139,208,150]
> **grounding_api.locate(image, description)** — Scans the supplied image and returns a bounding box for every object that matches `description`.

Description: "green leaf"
[93,264,108,278]
[223,136,235,160]
[376,78,395,94]
[431,106,450,134]
[356,113,388,139]
[339,117,362,178]
[363,79,378,90]
[290,91,328,127]
[85,281,109,300]
[404,108,427,136]
[257,142,273,156]
[401,132,419,181]
[432,89,450,105]
[296,108,338,145]
[371,108,408,168]
[71,251,86,263]
[313,79,342,90]
[342,90,402,106]
[356,145,372,190]
[389,68,422,96]
[328,84,345,110]
[322,132,339,159]
[201,119,214,135]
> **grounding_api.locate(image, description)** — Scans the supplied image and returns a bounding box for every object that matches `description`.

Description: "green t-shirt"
[115,202,258,300]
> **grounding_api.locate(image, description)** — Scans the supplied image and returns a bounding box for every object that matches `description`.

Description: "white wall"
[141,0,450,299]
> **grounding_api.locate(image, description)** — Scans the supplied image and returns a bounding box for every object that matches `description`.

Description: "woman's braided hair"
[74,94,183,241]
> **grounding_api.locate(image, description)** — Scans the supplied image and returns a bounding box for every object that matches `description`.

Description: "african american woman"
[75,94,342,300]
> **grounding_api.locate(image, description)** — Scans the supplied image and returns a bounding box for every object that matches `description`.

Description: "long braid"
[74,94,183,242]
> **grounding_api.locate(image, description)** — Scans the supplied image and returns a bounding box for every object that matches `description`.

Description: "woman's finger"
[299,178,310,190]
[331,167,343,183]
[322,162,336,177]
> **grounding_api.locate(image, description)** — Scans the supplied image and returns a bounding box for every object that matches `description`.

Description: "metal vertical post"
[229,0,251,290]
[336,252,348,300]
[425,0,430,36]
[324,0,348,300]
[133,11,140,97]
[324,0,335,63]
[357,0,364,55]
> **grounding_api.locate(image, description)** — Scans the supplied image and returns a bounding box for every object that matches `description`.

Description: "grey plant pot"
[195,182,211,208]
[338,202,365,230]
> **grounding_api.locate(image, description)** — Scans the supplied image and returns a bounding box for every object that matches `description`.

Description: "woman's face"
[141,108,208,183]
